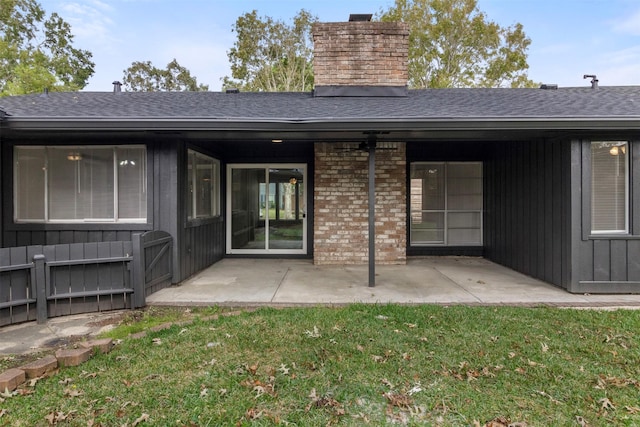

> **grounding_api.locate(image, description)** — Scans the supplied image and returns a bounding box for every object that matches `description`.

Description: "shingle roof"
[1,87,639,135]
[0,86,638,119]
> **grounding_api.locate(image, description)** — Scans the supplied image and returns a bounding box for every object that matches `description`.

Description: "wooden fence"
[0,231,173,327]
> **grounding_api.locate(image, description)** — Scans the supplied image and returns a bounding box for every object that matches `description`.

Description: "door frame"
[226,163,307,255]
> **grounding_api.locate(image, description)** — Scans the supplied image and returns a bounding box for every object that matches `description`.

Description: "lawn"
[1,305,640,426]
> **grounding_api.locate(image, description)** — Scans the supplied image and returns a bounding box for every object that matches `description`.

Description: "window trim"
[13,145,148,224]
[590,141,629,235]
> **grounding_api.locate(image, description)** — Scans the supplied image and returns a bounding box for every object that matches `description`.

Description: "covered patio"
[146,258,640,307]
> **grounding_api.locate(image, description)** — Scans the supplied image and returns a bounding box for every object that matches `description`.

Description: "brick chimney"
[312,15,409,96]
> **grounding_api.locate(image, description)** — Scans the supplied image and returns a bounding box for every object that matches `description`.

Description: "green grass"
[2,305,640,426]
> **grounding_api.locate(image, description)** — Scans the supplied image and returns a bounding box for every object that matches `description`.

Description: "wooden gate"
[132,231,173,307]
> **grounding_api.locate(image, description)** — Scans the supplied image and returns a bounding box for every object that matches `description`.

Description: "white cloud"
[611,8,640,36]
[59,1,117,46]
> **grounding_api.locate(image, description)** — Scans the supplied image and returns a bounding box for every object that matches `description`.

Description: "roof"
[1,86,639,139]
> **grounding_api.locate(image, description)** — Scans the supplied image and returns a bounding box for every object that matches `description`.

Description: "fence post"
[131,233,145,308]
[33,254,47,324]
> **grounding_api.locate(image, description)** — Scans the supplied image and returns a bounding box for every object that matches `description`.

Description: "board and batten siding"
[570,140,640,293]
[484,139,572,289]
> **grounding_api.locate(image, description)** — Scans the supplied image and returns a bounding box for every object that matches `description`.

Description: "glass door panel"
[228,164,306,254]
[268,168,304,250]
[230,168,265,250]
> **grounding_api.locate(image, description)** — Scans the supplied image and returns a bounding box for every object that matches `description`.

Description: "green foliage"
[379,0,535,88]
[223,9,317,92]
[0,0,94,96]
[2,305,640,425]
[122,58,209,92]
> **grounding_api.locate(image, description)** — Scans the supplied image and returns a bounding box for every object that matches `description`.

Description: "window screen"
[591,141,628,233]
[14,146,146,223]
[410,162,482,246]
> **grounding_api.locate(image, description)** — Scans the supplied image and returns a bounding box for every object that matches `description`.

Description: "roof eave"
[3,116,640,133]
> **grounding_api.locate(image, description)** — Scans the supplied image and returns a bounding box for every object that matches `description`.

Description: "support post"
[33,254,47,324]
[131,233,146,308]
[368,139,376,287]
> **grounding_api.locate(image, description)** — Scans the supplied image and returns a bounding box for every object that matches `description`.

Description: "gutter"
[4,116,640,133]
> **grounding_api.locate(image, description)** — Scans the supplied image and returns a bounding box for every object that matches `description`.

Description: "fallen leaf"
[407,383,423,395]
[482,416,510,426]
[64,387,83,397]
[508,352,517,359]
[58,378,73,385]
[132,413,149,426]
[178,328,188,335]
[381,378,394,388]
[404,323,417,328]
[0,388,16,398]
[599,397,615,411]
[304,326,321,338]
[0,409,6,417]
[245,407,263,420]
[152,338,162,345]
[576,415,589,426]
[372,355,385,363]
[535,390,562,405]
[626,406,640,414]
[376,315,389,320]
[200,388,208,397]
[383,392,412,409]
[541,342,549,352]
[278,364,290,375]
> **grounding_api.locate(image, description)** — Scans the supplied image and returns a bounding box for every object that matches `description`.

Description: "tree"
[379,0,535,88]
[0,0,95,96]
[223,9,317,92]
[122,59,209,92]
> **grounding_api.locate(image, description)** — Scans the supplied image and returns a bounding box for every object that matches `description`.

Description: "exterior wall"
[177,143,225,281]
[570,140,640,293]
[484,140,572,288]
[314,142,406,265]
[312,21,409,87]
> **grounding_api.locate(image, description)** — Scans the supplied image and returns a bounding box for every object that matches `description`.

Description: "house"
[1,15,640,299]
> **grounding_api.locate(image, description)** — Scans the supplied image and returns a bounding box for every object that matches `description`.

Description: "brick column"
[314,142,406,265]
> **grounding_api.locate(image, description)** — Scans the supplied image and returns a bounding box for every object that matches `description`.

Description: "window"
[14,146,146,223]
[410,162,482,246]
[187,150,220,220]
[591,141,628,233]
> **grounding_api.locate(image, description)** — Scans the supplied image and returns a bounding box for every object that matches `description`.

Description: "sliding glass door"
[227,164,306,254]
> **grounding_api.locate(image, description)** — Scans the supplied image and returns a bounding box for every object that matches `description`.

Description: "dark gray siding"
[484,140,572,288]
[175,142,225,281]
[570,140,640,293]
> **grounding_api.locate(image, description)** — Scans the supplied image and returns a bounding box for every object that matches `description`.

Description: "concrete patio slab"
[146,257,640,307]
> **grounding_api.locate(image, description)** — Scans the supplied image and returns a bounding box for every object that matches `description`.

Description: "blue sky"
[37,0,640,91]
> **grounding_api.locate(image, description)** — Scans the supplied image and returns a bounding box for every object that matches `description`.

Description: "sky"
[36,0,640,92]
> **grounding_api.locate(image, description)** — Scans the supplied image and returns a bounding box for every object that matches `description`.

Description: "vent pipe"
[583,74,598,89]
[112,81,122,93]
